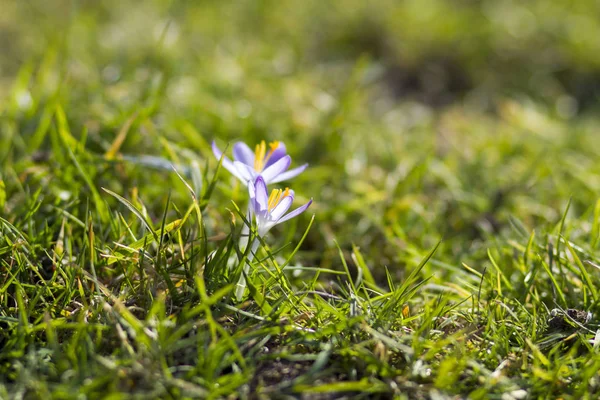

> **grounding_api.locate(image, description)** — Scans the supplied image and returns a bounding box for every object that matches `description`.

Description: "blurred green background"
[2,0,600,279]
[3,0,600,110]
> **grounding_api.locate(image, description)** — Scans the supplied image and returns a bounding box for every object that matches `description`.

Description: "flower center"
[267,187,290,211]
[254,140,279,171]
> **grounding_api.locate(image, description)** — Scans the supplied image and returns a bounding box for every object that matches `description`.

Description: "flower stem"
[234,237,260,301]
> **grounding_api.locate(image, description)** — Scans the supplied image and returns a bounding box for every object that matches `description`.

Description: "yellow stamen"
[253,140,280,171]
[267,187,290,211]
[254,140,267,171]
[267,189,282,211]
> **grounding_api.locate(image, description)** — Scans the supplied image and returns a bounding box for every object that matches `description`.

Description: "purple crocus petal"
[233,161,255,182]
[253,176,269,213]
[233,142,255,166]
[212,141,247,182]
[271,195,294,221]
[269,163,308,183]
[276,199,313,224]
[264,143,287,169]
[261,155,291,183]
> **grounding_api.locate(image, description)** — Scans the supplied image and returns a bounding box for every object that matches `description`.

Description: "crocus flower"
[212,140,308,185]
[248,176,312,237]
[234,175,312,300]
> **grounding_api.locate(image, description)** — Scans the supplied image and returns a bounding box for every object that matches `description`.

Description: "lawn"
[2,1,600,399]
